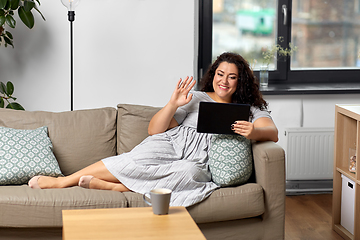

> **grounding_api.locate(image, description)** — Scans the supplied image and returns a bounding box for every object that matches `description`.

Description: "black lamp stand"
[68,11,75,111]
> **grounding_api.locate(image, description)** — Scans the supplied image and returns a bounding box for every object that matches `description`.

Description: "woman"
[28,52,278,207]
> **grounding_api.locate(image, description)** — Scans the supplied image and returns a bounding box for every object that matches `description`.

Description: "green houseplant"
[259,36,297,87]
[0,81,24,110]
[262,36,297,66]
[0,0,45,110]
[0,0,45,47]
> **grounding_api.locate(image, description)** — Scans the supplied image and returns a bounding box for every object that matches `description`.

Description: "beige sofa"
[0,104,285,240]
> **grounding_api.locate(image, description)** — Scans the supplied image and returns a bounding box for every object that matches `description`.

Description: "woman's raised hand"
[148,76,196,135]
[169,76,196,108]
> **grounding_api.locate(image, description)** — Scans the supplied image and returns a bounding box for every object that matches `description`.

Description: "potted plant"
[260,36,297,87]
[0,81,24,110]
[0,0,45,110]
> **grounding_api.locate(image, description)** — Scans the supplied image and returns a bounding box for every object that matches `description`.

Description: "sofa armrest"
[252,141,285,239]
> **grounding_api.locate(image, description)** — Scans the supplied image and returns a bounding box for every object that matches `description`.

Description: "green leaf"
[6,81,14,95]
[3,35,14,47]
[0,9,5,16]
[5,14,15,28]
[24,0,35,12]
[0,0,7,9]
[5,31,13,39]
[10,0,19,10]
[4,0,10,10]
[18,6,34,29]
[0,82,6,94]
[34,5,45,21]
[0,15,5,26]
[0,97,4,108]
[6,102,24,110]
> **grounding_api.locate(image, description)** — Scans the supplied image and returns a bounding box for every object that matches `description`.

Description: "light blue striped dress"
[102,91,271,207]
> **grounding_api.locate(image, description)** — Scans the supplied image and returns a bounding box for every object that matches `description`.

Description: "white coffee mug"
[143,188,172,215]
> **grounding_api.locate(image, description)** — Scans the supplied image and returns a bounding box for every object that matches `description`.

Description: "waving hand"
[169,77,196,108]
[148,76,196,135]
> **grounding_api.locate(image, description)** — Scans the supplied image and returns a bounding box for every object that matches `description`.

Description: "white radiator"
[285,128,334,181]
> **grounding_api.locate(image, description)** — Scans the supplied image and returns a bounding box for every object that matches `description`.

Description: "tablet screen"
[197,102,250,134]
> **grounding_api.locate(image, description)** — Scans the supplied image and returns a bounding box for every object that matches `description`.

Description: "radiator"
[285,128,334,181]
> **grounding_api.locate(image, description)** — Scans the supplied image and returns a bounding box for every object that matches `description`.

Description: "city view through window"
[213,0,360,71]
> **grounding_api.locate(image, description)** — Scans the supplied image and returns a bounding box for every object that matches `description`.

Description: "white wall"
[0,0,359,151]
[266,94,360,150]
[0,0,197,111]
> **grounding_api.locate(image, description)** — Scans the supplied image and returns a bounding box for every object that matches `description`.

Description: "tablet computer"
[197,101,250,135]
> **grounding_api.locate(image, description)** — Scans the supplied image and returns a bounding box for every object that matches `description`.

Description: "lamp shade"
[61,0,80,11]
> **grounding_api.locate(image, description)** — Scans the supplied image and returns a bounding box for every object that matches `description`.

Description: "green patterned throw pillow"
[0,126,63,185]
[209,134,253,187]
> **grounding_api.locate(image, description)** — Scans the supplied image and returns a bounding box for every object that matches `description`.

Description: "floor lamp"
[61,0,80,111]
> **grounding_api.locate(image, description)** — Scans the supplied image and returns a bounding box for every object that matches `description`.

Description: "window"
[198,0,360,93]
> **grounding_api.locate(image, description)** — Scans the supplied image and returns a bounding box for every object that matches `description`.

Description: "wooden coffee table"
[62,207,206,240]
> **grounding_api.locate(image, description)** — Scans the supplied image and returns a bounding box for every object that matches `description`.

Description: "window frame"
[198,0,360,94]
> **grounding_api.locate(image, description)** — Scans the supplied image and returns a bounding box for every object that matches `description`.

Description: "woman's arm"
[148,103,179,136]
[148,77,196,136]
[231,117,279,142]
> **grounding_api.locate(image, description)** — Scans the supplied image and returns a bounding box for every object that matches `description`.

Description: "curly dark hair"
[200,52,268,111]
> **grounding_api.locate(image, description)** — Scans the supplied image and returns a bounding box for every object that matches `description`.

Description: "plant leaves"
[4,0,10,10]
[0,15,5,26]
[0,0,7,9]
[5,31,13,39]
[5,14,16,28]
[10,0,19,10]
[0,82,6,94]
[6,102,25,110]
[24,0,35,12]
[18,6,34,29]
[6,81,14,95]
[0,97,4,108]
[34,5,45,21]
[3,35,14,47]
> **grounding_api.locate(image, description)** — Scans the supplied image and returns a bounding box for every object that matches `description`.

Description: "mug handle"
[143,192,152,206]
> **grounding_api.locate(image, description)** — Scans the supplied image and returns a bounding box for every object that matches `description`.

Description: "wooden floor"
[285,193,344,240]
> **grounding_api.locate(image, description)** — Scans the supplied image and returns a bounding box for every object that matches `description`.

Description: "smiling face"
[211,62,239,103]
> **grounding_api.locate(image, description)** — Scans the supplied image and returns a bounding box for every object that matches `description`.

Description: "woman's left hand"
[231,121,255,139]
[231,117,279,142]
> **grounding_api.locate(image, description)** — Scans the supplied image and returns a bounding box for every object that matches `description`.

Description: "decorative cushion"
[117,104,161,154]
[209,134,253,187]
[0,126,63,185]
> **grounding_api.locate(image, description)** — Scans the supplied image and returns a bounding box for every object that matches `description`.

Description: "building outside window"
[199,0,360,90]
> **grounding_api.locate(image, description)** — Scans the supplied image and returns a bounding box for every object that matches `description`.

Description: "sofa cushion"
[0,126,63,185]
[117,104,160,154]
[209,134,253,187]
[0,108,117,176]
[122,182,265,224]
[187,183,265,224]
[0,185,128,227]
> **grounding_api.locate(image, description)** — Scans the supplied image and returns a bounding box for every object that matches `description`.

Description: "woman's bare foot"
[28,175,68,189]
[28,176,42,189]
[78,175,94,188]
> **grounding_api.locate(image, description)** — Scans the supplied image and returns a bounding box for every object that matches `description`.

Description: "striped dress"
[102,91,271,207]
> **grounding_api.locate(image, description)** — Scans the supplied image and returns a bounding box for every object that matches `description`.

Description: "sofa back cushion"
[117,104,160,154]
[0,108,117,176]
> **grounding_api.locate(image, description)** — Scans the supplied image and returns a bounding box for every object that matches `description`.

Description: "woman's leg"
[29,161,129,191]
[79,176,130,192]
